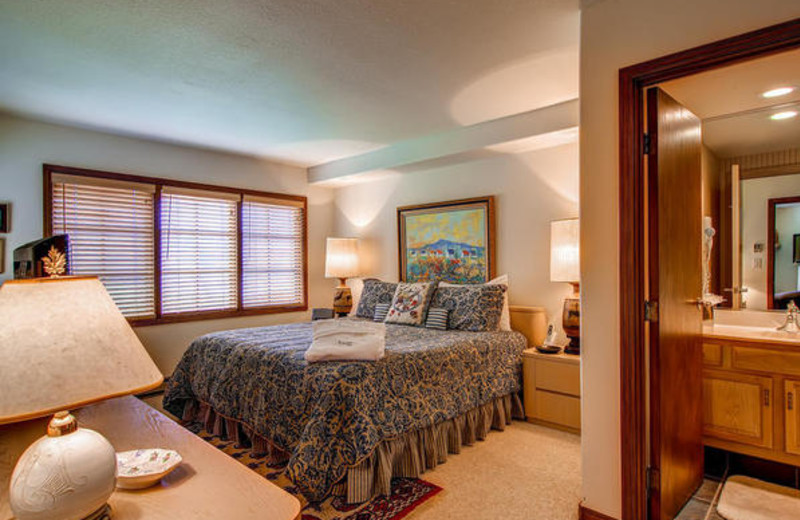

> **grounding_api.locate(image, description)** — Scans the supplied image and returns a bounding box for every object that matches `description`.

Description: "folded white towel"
[305,319,386,362]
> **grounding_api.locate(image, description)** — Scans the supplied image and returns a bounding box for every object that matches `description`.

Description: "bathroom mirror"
[658,48,800,312]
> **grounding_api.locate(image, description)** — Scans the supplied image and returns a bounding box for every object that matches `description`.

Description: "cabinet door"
[703,370,773,449]
[786,380,800,455]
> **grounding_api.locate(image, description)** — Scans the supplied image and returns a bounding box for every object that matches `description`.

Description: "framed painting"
[0,203,9,233]
[397,196,495,283]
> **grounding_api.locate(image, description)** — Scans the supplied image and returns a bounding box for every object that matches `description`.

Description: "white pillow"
[439,274,512,331]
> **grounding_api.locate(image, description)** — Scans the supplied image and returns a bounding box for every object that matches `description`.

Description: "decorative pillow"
[373,303,390,322]
[425,307,449,330]
[355,279,398,319]
[439,274,511,331]
[430,284,507,331]
[385,282,436,326]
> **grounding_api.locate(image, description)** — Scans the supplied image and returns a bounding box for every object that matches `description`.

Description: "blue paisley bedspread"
[163,318,527,500]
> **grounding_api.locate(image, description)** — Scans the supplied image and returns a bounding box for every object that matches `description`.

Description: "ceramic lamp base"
[562,288,580,356]
[333,279,353,316]
[10,412,117,520]
[564,337,581,356]
[84,504,113,520]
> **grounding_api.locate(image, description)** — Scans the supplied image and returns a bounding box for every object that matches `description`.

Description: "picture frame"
[793,234,800,264]
[397,196,495,283]
[0,203,9,233]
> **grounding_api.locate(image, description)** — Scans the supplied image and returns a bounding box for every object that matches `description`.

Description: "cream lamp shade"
[325,238,360,280]
[0,276,163,424]
[550,218,580,283]
[1,276,163,520]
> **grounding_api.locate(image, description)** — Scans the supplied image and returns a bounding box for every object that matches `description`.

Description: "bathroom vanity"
[703,320,800,466]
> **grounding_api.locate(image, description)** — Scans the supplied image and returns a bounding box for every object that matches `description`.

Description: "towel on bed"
[305,319,386,362]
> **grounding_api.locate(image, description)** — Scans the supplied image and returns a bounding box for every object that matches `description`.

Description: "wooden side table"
[0,396,301,520]
[522,348,582,433]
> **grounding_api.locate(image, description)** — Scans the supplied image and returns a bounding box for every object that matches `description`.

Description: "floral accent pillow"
[385,282,437,326]
[430,284,507,331]
[355,279,398,319]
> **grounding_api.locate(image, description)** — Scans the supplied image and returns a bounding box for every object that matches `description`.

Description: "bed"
[163,306,545,503]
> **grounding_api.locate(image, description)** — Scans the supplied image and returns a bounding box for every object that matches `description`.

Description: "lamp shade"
[325,238,359,279]
[550,218,580,283]
[0,276,163,425]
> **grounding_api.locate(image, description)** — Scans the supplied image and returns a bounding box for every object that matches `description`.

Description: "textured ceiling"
[0,0,580,166]
[660,48,800,157]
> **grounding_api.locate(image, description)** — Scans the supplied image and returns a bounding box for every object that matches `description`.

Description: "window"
[241,196,305,308]
[160,189,238,315]
[45,165,308,325]
[51,176,156,318]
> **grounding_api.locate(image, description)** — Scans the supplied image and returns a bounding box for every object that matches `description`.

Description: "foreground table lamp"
[325,237,360,316]
[0,273,163,520]
[550,218,581,355]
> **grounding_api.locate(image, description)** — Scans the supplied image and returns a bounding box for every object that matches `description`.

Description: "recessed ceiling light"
[762,87,795,98]
[771,110,798,120]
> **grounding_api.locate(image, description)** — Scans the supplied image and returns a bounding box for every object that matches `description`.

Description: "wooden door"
[785,380,800,455]
[647,87,704,520]
[703,370,773,448]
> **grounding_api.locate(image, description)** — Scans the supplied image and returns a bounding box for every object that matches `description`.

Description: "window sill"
[129,304,308,327]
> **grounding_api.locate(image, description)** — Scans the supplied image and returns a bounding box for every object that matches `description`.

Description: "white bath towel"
[305,319,386,362]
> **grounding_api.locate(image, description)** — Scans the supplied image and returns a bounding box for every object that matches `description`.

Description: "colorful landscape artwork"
[399,198,493,284]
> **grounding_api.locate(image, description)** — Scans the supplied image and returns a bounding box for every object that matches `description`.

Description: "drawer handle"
[764,389,770,407]
[789,392,794,411]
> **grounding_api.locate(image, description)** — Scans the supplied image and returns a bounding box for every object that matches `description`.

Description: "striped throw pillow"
[373,303,390,322]
[425,307,449,330]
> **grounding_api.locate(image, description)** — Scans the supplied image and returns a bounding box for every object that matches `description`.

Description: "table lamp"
[550,218,581,355]
[324,238,359,316]
[0,275,163,520]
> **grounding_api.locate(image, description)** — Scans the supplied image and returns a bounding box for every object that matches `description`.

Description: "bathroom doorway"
[618,17,800,520]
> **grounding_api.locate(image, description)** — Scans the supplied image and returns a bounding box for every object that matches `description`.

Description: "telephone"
[536,323,562,354]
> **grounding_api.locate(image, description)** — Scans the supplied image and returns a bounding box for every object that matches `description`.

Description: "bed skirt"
[179,392,524,503]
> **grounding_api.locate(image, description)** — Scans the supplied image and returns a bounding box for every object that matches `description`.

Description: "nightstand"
[0,396,301,520]
[522,348,581,433]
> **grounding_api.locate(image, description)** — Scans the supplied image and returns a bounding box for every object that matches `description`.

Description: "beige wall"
[580,1,800,517]
[333,142,579,333]
[0,113,334,374]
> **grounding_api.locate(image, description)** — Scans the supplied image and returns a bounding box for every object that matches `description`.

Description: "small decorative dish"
[116,449,182,489]
[536,344,562,354]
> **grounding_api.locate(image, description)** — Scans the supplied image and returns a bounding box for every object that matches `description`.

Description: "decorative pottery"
[116,449,182,489]
[10,424,117,520]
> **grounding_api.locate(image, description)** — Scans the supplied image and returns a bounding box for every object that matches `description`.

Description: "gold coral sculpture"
[41,245,67,277]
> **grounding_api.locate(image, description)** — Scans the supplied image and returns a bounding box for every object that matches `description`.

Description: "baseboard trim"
[579,504,618,520]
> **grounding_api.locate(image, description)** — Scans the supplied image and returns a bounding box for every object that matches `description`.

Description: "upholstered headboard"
[509,305,547,348]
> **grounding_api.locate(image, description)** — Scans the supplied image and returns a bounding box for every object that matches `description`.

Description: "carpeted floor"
[141,394,581,520]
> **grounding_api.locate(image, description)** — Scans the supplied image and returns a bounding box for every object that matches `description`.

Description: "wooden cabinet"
[701,338,800,467]
[785,379,800,455]
[522,349,581,432]
[703,369,772,448]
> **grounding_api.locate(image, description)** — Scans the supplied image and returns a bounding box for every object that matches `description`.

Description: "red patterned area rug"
[186,424,442,520]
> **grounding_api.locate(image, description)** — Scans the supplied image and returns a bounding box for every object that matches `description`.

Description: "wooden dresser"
[522,348,581,433]
[0,396,301,520]
[702,334,800,466]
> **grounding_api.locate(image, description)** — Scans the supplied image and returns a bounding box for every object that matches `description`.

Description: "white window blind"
[160,189,238,315]
[51,177,156,318]
[242,197,305,308]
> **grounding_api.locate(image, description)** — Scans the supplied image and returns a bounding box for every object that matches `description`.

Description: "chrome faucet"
[777,301,800,333]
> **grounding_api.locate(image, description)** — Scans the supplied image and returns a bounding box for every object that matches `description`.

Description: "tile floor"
[675,479,724,520]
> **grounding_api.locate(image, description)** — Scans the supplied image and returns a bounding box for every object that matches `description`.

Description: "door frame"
[767,195,800,309]
[619,18,800,520]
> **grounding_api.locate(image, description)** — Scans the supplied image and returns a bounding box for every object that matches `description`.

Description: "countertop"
[703,322,800,346]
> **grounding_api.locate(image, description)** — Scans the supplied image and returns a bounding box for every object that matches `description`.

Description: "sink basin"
[703,323,800,344]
